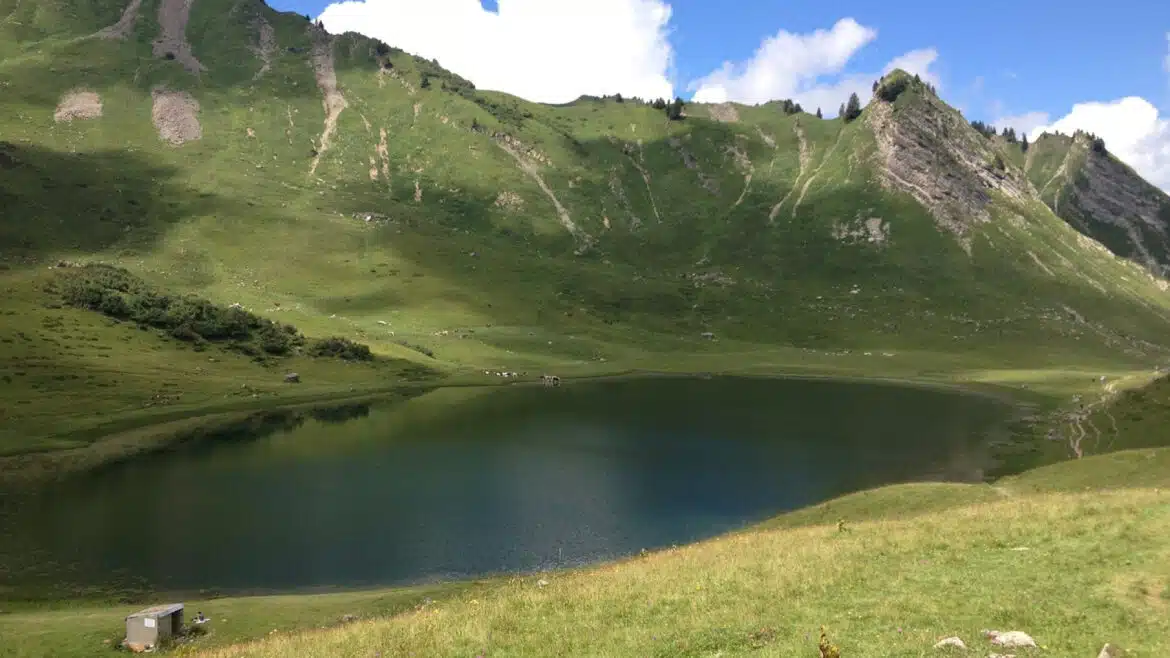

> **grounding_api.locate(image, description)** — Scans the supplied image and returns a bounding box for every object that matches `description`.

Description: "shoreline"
[0,362,1089,487]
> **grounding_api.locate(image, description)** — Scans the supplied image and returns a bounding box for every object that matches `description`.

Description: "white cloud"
[992,111,1050,136]
[687,19,938,117]
[317,0,675,104]
[1031,97,1170,192]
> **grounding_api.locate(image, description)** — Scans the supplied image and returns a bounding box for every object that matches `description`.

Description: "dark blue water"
[0,377,1012,595]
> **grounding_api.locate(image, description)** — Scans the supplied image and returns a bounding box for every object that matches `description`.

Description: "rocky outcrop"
[867,73,1032,250]
[152,0,206,75]
[1039,133,1170,277]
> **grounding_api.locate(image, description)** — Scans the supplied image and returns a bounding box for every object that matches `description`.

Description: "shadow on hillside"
[0,141,244,263]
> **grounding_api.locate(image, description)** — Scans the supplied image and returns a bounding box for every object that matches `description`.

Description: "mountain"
[1021,130,1170,277]
[4,0,1170,460]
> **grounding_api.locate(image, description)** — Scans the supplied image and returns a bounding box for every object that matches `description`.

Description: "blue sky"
[271,0,1170,187]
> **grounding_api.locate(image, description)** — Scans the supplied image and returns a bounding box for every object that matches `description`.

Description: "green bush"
[875,76,910,103]
[54,265,332,358]
[395,340,435,358]
[309,337,374,361]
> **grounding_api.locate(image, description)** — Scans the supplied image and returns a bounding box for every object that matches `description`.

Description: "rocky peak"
[866,70,1033,250]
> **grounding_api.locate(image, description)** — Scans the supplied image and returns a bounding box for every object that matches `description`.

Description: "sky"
[270,0,1170,190]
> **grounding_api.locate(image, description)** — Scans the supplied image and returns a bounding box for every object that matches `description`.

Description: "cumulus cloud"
[687,18,939,117]
[317,0,674,104]
[1031,97,1170,192]
[992,111,1050,136]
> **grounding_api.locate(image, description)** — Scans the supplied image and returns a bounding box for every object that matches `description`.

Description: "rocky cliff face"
[1029,132,1170,277]
[866,73,1033,251]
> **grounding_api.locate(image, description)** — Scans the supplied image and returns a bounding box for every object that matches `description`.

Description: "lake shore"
[2,349,1151,487]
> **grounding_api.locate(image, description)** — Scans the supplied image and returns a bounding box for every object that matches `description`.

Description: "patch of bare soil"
[151,89,202,146]
[618,140,661,223]
[152,0,206,75]
[54,90,103,122]
[769,122,810,222]
[251,17,276,80]
[375,128,390,181]
[308,34,348,176]
[707,103,739,122]
[496,139,592,252]
[494,191,524,211]
[95,0,143,39]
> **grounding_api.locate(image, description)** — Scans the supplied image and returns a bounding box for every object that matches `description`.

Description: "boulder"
[984,630,1037,649]
[1098,644,1125,658]
[933,636,967,649]
[284,373,300,384]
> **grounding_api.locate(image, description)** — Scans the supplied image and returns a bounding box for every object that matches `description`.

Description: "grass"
[2,446,1167,658]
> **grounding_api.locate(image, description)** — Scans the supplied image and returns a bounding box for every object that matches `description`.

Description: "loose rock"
[54,90,103,122]
[284,373,300,383]
[933,636,967,650]
[1098,643,1125,658]
[984,630,1037,649]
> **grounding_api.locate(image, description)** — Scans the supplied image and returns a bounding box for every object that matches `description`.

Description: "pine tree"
[666,97,685,121]
[816,107,823,119]
[842,92,862,122]
[1021,133,1029,152]
[838,103,845,118]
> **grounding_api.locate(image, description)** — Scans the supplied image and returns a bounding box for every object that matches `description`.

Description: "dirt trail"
[1065,379,1120,459]
[497,141,590,248]
[251,17,276,80]
[152,0,206,75]
[792,129,845,218]
[54,90,103,122]
[308,35,348,177]
[151,89,201,145]
[769,122,810,223]
[96,0,143,39]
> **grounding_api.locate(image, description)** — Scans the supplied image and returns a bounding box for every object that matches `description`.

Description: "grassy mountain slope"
[3,0,1170,461]
[1024,131,1170,276]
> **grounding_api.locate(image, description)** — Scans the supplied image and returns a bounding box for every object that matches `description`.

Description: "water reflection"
[0,377,1012,596]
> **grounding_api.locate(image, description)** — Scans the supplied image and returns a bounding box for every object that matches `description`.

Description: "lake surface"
[0,377,1014,596]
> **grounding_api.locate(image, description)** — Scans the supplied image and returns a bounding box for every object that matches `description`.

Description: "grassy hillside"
[3,445,1167,657]
[2,1,1170,461]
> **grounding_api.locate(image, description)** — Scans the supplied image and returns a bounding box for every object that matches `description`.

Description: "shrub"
[57,265,365,360]
[309,337,374,361]
[875,75,910,103]
[395,340,435,358]
[258,322,301,355]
